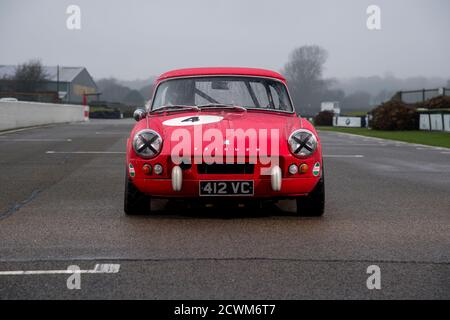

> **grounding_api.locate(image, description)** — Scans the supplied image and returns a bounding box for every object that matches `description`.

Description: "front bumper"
[128,154,322,199]
[132,175,320,198]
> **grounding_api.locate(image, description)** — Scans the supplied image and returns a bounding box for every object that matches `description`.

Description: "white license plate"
[199,181,254,196]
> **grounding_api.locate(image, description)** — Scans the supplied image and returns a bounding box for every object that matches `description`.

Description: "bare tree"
[13,59,49,92]
[282,45,329,114]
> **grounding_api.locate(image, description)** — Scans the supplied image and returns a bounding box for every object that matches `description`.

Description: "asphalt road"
[0,119,449,299]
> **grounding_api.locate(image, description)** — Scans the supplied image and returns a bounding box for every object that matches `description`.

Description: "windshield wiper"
[198,104,247,112]
[150,105,199,114]
[245,106,293,113]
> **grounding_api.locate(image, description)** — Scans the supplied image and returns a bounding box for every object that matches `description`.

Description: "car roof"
[157,67,286,82]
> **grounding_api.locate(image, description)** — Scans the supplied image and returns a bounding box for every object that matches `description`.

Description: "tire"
[296,170,325,217]
[124,170,151,215]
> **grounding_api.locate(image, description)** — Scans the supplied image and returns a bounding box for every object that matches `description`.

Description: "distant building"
[320,101,341,115]
[0,65,98,104]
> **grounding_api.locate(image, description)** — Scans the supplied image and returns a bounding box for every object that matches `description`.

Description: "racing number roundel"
[162,115,223,126]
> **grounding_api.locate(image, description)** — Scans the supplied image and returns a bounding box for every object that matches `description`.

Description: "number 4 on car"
[124,67,325,216]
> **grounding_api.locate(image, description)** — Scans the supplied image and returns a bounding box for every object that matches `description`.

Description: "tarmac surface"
[0,119,449,299]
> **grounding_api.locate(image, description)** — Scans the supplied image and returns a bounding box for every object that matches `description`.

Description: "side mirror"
[133,108,147,122]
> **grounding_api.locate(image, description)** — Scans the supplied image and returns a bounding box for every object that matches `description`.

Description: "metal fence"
[0,91,58,103]
[0,80,60,103]
[398,88,450,104]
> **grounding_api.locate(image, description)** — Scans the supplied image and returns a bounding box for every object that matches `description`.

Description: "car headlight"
[132,129,163,158]
[288,129,317,157]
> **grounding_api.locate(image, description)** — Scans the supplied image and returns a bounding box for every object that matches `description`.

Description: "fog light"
[288,164,298,175]
[142,164,152,175]
[154,164,163,175]
[299,163,309,174]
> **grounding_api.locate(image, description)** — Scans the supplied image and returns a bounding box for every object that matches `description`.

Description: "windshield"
[151,76,293,112]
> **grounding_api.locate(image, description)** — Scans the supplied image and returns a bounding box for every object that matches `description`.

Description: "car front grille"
[197,163,254,174]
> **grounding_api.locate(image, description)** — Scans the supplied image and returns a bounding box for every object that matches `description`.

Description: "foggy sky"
[1,0,449,81]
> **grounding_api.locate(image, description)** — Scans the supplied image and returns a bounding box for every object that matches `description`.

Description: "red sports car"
[125,67,324,216]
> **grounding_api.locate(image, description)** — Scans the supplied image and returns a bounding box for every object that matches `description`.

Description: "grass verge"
[317,126,450,148]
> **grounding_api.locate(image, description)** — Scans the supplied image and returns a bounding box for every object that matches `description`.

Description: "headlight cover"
[132,129,163,159]
[288,129,317,157]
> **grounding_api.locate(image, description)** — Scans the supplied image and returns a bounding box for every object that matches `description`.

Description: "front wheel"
[296,173,325,217]
[124,170,151,215]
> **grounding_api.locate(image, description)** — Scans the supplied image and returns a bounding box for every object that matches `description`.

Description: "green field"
[317,127,450,148]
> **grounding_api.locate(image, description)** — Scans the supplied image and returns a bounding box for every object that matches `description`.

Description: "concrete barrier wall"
[333,116,364,128]
[419,114,430,130]
[419,113,450,132]
[430,114,443,131]
[444,115,450,132]
[0,101,86,131]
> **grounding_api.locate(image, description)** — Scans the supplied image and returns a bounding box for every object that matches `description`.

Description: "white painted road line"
[0,139,72,142]
[95,132,128,135]
[0,264,120,276]
[0,124,58,135]
[323,155,364,158]
[46,151,125,154]
[322,143,386,146]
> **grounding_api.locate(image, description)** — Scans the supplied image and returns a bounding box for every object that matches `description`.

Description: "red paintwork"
[126,67,322,199]
[157,67,287,83]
